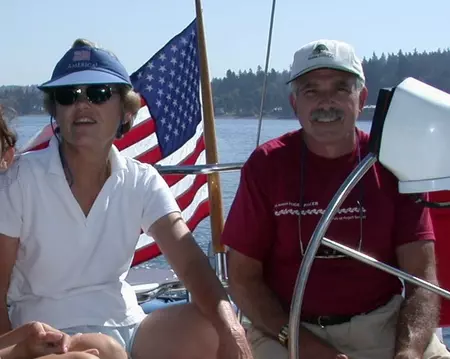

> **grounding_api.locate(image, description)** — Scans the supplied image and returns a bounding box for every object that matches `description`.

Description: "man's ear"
[359,86,368,112]
[289,93,297,116]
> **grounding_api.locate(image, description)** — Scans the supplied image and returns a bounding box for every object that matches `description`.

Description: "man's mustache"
[311,107,344,121]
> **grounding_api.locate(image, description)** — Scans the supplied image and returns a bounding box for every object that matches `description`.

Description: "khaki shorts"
[247,295,450,359]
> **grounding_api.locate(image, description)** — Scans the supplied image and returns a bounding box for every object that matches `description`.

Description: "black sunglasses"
[53,85,116,106]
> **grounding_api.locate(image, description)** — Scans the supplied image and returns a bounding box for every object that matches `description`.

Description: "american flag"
[21,19,210,267]
[72,50,91,62]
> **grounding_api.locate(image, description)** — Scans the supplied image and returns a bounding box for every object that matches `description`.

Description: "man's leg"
[423,333,450,359]
[246,325,287,359]
[303,295,450,359]
[130,303,219,359]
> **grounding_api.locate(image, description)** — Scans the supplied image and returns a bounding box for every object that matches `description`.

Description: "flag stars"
[130,23,201,156]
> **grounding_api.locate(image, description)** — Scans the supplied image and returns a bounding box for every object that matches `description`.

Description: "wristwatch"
[278,324,289,348]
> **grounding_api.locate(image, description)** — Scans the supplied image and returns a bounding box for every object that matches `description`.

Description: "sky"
[1,0,449,86]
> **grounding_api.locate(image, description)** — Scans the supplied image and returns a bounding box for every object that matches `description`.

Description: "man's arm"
[227,249,348,359]
[0,234,19,336]
[394,241,439,358]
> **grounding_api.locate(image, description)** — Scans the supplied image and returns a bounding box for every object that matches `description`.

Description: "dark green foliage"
[2,48,450,118]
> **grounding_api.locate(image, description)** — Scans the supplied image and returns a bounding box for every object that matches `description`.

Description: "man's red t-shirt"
[429,190,450,326]
[222,128,435,318]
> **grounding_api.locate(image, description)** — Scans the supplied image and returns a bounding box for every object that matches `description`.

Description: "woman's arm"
[0,234,19,336]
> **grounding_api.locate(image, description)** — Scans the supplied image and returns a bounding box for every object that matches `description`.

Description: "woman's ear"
[124,112,133,125]
[1,147,15,169]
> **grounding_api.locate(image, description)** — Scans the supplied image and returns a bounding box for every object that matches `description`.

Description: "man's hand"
[217,323,253,359]
[394,349,421,359]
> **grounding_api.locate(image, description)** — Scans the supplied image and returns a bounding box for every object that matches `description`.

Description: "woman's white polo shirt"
[0,136,181,329]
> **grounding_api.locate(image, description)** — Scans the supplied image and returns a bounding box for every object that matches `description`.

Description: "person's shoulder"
[356,127,371,147]
[246,129,301,170]
[121,156,161,182]
[17,142,55,172]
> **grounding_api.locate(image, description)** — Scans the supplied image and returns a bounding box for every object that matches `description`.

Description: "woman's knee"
[38,353,99,359]
[131,303,219,359]
[69,333,127,359]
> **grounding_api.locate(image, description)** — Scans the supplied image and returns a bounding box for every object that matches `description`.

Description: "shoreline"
[15,113,374,122]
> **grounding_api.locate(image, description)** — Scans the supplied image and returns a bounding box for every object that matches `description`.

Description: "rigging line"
[255,0,277,147]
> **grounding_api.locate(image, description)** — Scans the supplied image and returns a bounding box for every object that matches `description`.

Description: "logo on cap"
[308,43,334,60]
[73,50,91,62]
[68,49,98,70]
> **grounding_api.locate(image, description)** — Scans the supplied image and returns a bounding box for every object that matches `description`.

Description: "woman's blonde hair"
[43,38,141,135]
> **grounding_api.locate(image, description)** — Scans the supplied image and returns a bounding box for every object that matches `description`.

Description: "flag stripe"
[132,182,209,264]
[132,200,210,266]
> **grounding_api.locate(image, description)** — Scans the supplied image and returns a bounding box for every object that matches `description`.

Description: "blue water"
[11,115,372,263]
[11,116,450,346]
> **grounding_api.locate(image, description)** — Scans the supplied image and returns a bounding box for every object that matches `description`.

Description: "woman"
[0,39,251,359]
[0,108,123,359]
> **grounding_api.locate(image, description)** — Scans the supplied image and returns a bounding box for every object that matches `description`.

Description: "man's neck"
[60,141,111,187]
[303,130,357,159]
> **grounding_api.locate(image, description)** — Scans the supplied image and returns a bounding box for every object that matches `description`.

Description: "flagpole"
[195,0,227,282]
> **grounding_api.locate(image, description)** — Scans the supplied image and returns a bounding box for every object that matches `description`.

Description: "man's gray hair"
[290,75,366,95]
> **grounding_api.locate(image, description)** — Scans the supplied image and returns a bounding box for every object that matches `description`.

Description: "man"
[0,39,252,359]
[429,190,450,344]
[222,39,450,359]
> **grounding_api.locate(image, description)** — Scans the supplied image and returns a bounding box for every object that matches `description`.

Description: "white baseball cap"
[287,39,365,83]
